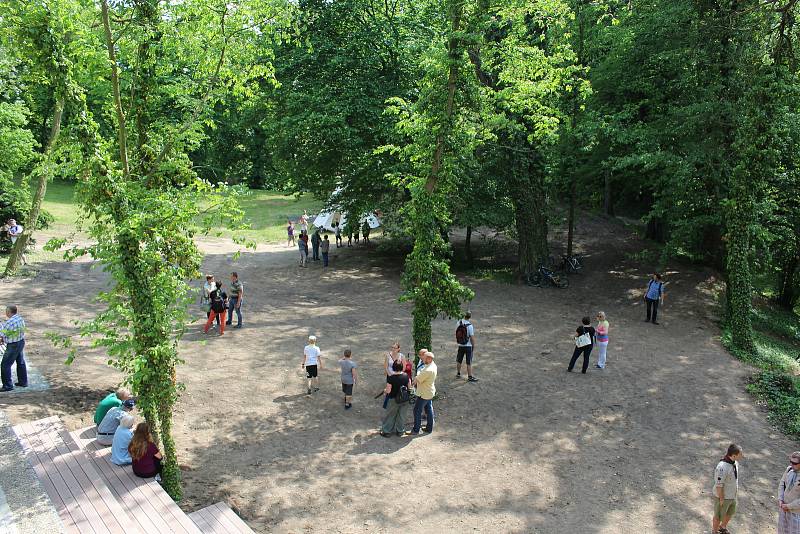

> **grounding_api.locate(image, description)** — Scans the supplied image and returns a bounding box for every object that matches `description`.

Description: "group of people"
[287,212,373,268]
[299,311,482,437]
[201,272,244,335]
[711,444,800,534]
[93,388,164,479]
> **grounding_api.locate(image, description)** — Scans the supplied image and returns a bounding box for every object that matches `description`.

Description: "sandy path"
[0,218,796,533]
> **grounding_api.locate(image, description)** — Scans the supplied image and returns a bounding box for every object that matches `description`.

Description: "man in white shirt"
[712,443,743,534]
[456,312,478,382]
[302,335,322,395]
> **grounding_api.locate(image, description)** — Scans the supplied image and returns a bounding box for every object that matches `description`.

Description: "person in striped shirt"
[1,305,27,392]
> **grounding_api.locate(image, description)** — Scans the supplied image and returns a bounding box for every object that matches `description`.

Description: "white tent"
[312,211,380,232]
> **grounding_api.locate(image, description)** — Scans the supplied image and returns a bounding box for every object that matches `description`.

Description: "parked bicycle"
[524,263,569,288]
[560,254,583,274]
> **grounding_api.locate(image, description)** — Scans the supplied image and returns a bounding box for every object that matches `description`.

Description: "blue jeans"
[226,297,243,326]
[1,339,27,389]
[412,397,434,433]
[322,252,329,267]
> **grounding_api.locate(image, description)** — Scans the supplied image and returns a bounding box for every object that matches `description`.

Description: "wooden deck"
[71,427,202,534]
[188,502,254,534]
[13,416,137,534]
[13,417,254,534]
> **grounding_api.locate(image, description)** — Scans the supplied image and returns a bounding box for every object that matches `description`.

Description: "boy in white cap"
[302,335,322,395]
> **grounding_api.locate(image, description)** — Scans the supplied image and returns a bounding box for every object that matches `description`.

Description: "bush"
[748,371,800,437]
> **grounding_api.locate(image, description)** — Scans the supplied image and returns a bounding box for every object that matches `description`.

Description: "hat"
[122,399,136,409]
[426,352,435,359]
[308,335,317,342]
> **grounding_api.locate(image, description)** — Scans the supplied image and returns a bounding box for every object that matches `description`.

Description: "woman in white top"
[302,335,322,395]
[385,342,403,376]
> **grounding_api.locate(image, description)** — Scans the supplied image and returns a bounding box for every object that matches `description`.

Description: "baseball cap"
[122,399,136,409]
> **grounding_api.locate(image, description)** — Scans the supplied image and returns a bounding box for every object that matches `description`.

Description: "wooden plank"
[70,430,174,534]
[67,430,160,533]
[72,426,201,534]
[187,510,213,533]
[30,418,105,534]
[57,428,130,534]
[15,420,90,533]
[215,503,253,533]
[196,505,228,534]
[209,503,240,534]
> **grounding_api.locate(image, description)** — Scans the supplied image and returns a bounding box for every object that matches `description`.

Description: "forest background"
[1,0,799,499]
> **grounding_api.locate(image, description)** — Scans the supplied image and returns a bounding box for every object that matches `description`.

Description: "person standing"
[302,335,322,395]
[226,272,244,328]
[0,305,27,392]
[338,349,358,409]
[335,223,343,248]
[287,220,295,247]
[321,235,331,267]
[6,219,25,265]
[203,281,228,335]
[380,360,411,437]
[354,225,360,244]
[712,443,743,534]
[644,272,665,325]
[410,351,437,435]
[299,230,309,267]
[300,210,309,233]
[362,220,371,245]
[311,229,322,261]
[595,312,610,370]
[567,316,595,374]
[347,226,353,247]
[455,312,478,382]
[778,452,800,534]
[385,342,404,377]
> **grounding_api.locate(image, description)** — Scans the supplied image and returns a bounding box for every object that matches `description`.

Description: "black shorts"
[305,365,318,378]
[456,346,473,365]
[341,383,353,395]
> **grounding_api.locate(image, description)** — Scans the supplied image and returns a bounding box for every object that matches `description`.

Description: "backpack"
[455,320,470,345]
[211,291,226,313]
[395,383,411,404]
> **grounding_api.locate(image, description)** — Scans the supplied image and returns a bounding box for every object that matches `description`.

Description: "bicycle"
[524,263,569,288]
[561,254,583,274]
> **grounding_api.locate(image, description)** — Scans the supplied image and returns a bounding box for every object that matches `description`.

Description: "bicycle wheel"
[527,272,542,287]
[554,275,569,288]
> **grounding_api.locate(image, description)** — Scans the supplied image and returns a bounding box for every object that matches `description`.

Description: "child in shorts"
[338,349,358,409]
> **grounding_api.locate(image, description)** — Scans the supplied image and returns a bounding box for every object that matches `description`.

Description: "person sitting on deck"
[94,388,132,427]
[96,398,135,446]
[129,422,163,480]
[111,415,135,466]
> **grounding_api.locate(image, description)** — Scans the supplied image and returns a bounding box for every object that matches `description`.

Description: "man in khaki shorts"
[712,443,743,534]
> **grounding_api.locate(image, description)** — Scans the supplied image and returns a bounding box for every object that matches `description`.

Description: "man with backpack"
[203,281,228,336]
[644,272,665,325]
[456,312,478,382]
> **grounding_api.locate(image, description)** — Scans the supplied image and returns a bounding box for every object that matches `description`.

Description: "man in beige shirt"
[410,352,437,435]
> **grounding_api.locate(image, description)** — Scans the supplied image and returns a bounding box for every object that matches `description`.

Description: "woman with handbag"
[567,316,595,374]
[380,360,411,437]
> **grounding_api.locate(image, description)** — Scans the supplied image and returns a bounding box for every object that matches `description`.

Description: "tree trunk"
[776,250,800,310]
[101,0,130,178]
[514,154,549,276]
[566,177,577,257]
[603,170,613,216]
[4,98,65,276]
[465,225,473,267]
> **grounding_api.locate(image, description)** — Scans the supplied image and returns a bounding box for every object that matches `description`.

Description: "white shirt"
[386,352,404,374]
[304,344,321,365]
[457,320,474,347]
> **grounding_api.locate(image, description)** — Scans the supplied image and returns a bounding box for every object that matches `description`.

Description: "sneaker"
[594,365,602,369]
[406,430,420,436]
[14,382,28,387]
[396,431,403,436]
[652,321,660,325]
[379,431,391,438]
[234,324,242,329]
[155,474,162,483]
[345,404,352,410]
[307,388,312,395]
[0,387,13,392]
[467,376,479,382]
[456,373,461,378]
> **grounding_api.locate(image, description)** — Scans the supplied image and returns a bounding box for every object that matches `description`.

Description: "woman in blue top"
[644,273,665,325]
[111,415,135,466]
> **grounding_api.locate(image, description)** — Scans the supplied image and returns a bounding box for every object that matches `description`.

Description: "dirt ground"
[1,215,797,533]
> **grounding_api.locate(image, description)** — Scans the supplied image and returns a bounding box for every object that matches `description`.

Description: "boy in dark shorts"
[302,335,322,395]
[338,349,358,409]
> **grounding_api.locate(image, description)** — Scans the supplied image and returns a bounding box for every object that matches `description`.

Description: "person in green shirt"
[94,388,131,426]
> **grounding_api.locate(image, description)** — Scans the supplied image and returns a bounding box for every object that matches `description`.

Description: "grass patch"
[199,189,323,243]
[725,301,800,437]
